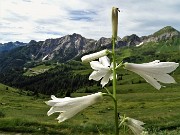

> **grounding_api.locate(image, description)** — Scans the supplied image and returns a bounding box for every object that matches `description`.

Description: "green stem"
[112,36,119,135]
[104,87,112,95]
[102,93,116,103]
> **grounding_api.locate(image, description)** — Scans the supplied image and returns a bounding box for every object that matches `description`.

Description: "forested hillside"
[0,36,179,96]
[0,27,180,96]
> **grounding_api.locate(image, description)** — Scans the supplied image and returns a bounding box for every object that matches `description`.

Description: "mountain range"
[0,41,27,53]
[0,26,179,95]
[0,26,179,65]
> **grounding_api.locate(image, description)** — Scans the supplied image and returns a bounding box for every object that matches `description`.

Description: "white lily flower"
[124,60,179,90]
[124,117,146,135]
[45,92,103,123]
[81,49,110,63]
[89,56,114,87]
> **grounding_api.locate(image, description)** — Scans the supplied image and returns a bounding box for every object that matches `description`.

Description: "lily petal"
[101,71,112,87]
[90,61,109,71]
[145,72,176,83]
[153,62,179,73]
[128,125,144,135]
[99,56,110,67]
[125,117,145,135]
[109,73,113,80]
[57,106,83,122]
[89,71,107,81]
[127,61,179,74]
[131,69,161,90]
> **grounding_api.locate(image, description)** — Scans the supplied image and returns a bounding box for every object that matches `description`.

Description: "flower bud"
[81,49,111,63]
[112,7,120,39]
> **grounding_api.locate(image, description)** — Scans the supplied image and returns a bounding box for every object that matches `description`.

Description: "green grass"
[23,64,55,76]
[1,74,180,135]
[116,48,132,62]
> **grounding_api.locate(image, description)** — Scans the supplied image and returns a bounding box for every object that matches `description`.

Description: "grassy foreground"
[0,78,180,135]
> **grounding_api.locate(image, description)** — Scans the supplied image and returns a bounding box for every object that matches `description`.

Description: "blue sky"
[0,0,180,43]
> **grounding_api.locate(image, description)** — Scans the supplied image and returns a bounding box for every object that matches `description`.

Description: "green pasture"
[0,75,180,135]
[23,64,56,76]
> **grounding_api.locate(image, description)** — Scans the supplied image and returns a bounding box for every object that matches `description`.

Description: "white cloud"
[0,0,180,43]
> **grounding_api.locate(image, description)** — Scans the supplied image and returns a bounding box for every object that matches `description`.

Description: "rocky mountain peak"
[121,34,141,46]
[0,41,27,52]
[71,33,82,38]
[97,37,111,46]
[26,33,97,62]
[153,26,179,37]
[143,26,180,43]
[28,40,37,45]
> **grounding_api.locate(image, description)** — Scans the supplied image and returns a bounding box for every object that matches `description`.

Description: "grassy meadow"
[0,68,180,135]
[0,40,180,134]
[23,64,56,76]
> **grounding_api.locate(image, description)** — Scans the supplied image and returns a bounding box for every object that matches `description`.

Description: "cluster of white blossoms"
[82,50,179,89]
[45,49,179,134]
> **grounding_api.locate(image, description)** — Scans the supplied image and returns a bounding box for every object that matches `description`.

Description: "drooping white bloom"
[81,49,110,63]
[89,56,114,87]
[124,117,146,135]
[45,92,103,123]
[124,60,179,90]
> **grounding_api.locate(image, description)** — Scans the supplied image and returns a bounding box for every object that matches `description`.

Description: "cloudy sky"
[0,0,180,43]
